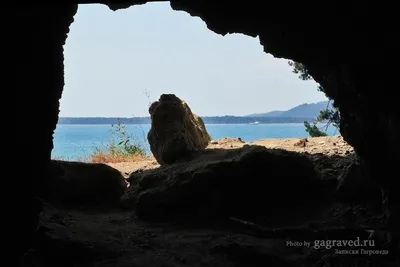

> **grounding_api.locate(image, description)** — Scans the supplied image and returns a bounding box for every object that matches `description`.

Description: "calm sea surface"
[52,123,338,160]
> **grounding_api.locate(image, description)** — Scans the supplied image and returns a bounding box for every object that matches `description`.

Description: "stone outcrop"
[121,145,326,220]
[47,160,128,208]
[147,94,211,165]
[294,138,308,147]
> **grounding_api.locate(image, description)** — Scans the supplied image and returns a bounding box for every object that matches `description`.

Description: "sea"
[52,123,338,160]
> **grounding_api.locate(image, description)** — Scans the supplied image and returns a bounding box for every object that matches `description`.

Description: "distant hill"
[57,116,316,125]
[246,101,333,118]
[247,110,285,117]
[57,101,332,125]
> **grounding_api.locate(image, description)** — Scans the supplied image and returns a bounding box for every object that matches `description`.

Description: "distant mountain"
[246,110,285,117]
[246,101,332,118]
[57,101,333,125]
[57,116,316,125]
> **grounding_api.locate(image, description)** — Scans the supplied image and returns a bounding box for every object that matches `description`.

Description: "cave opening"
[54,2,335,163]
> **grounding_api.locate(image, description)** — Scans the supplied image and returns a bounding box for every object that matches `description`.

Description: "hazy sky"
[61,3,326,117]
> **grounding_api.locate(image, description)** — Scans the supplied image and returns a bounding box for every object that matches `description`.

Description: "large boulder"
[121,145,326,221]
[147,94,212,165]
[47,160,128,208]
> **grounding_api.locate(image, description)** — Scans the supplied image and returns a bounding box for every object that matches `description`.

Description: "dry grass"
[51,122,149,164]
[52,152,149,164]
[87,150,149,164]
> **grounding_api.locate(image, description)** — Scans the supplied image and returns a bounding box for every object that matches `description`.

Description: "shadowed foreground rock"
[47,160,128,208]
[147,94,211,165]
[121,145,327,220]
[336,162,382,203]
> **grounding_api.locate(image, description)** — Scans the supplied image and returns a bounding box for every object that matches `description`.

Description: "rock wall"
[7,1,399,263]
[7,4,78,263]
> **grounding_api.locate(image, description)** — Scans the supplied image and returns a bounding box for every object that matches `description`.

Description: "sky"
[60,3,327,117]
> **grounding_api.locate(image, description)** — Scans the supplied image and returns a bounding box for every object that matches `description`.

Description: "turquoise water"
[52,123,338,160]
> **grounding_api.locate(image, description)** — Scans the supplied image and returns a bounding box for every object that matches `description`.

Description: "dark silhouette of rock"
[20,203,122,267]
[336,163,381,203]
[121,145,326,220]
[47,160,127,208]
[147,94,211,165]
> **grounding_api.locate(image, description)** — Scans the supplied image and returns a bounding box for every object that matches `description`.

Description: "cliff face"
[7,1,399,263]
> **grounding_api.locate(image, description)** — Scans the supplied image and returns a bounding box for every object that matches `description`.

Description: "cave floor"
[21,199,398,267]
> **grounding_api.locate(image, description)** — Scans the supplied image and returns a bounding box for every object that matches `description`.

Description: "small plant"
[110,121,146,155]
[87,89,153,163]
[143,89,152,108]
[89,120,147,163]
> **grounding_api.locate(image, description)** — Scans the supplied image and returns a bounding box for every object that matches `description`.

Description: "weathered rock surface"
[47,160,128,208]
[121,145,326,220]
[147,94,211,165]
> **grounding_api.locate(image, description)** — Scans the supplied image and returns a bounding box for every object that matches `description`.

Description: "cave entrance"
[53,2,334,165]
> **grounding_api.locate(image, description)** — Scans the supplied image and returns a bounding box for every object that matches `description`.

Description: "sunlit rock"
[147,94,211,165]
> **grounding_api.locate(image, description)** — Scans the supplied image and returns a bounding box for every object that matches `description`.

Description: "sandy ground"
[108,136,353,177]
